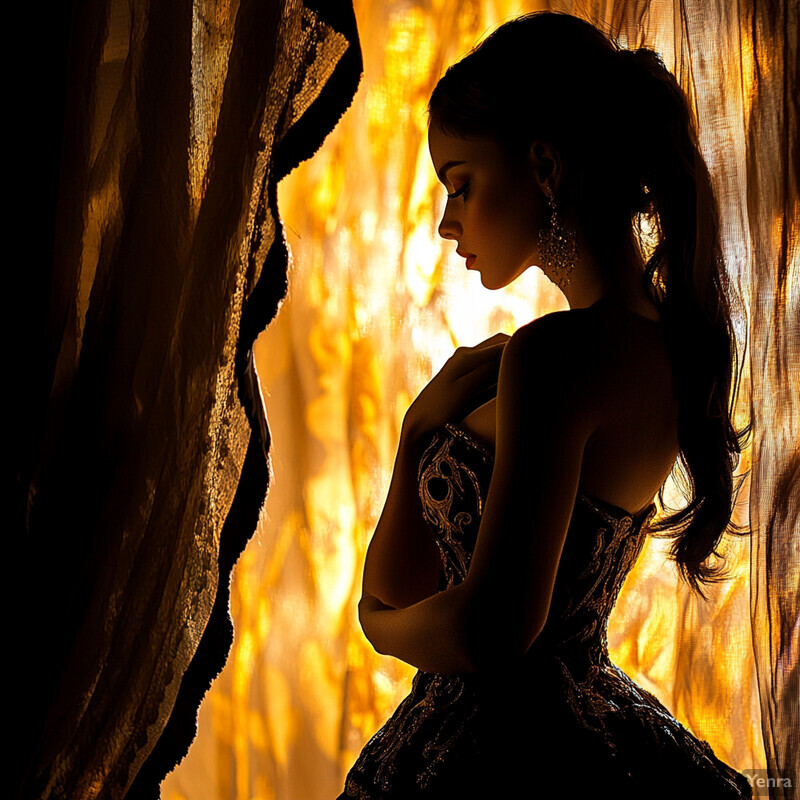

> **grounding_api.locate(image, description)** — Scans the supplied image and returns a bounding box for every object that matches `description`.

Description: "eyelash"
[447,181,470,200]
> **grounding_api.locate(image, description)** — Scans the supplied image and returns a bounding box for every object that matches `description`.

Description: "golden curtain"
[162,2,797,800]
[14,2,361,798]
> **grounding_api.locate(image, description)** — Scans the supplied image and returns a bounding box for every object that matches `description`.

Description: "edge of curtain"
[124,4,363,797]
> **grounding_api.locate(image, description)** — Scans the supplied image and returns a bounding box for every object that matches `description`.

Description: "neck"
[554,229,656,318]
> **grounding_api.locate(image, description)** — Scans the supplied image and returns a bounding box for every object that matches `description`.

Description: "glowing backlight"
[162,4,761,798]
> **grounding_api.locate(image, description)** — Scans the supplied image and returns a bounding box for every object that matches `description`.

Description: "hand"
[403,333,509,441]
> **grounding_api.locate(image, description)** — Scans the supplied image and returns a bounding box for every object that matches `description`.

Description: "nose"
[438,200,462,241]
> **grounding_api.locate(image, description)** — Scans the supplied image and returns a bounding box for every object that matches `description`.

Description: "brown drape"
[12,2,361,798]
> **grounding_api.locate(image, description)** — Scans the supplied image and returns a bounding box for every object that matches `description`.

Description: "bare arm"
[359,315,599,673]
[362,333,508,610]
[361,429,441,610]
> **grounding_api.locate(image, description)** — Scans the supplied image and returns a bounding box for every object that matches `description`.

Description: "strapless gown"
[339,424,752,799]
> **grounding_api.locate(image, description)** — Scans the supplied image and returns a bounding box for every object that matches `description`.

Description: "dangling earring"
[538,188,577,288]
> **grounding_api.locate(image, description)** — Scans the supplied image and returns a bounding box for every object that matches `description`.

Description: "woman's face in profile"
[428,121,544,290]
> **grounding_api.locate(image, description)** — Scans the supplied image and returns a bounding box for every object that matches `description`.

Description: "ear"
[528,141,562,195]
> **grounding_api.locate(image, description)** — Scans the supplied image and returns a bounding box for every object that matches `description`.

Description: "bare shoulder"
[500,303,672,419]
[512,301,667,361]
[497,309,609,440]
[497,302,677,512]
[508,307,597,354]
[502,307,609,390]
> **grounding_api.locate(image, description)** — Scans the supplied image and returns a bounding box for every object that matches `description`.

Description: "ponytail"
[620,48,748,596]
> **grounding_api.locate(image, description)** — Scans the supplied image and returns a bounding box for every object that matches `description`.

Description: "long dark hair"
[428,12,748,596]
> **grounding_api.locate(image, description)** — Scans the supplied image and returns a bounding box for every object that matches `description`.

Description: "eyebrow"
[436,160,466,183]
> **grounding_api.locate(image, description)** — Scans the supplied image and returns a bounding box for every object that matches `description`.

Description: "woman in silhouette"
[339,12,751,799]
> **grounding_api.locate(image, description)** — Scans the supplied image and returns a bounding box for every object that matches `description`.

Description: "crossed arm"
[359,317,596,674]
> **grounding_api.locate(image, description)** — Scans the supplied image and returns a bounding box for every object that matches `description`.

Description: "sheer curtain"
[13,2,361,798]
[595,3,798,796]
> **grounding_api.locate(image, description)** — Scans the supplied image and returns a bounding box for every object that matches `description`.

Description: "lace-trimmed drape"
[12,2,361,798]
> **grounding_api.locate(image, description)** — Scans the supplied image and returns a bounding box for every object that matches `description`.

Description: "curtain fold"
[13,2,361,798]
[742,1,800,794]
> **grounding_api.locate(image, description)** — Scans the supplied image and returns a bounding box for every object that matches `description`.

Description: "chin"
[478,272,512,291]
[476,263,529,291]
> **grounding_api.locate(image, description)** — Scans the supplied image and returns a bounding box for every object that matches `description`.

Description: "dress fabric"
[339,424,753,799]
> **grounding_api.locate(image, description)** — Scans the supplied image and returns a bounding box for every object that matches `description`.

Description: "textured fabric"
[13,2,361,799]
[340,425,753,798]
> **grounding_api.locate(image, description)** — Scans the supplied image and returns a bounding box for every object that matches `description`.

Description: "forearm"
[359,583,476,674]
[360,576,541,674]
[362,424,441,609]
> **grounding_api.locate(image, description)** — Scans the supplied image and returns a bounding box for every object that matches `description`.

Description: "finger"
[466,382,499,411]
[455,336,508,357]
[454,358,504,392]
[450,334,508,359]
[472,332,511,349]
[456,340,507,364]
[445,343,505,378]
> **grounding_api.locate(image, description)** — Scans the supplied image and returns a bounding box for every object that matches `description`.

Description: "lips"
[456,249,476,269]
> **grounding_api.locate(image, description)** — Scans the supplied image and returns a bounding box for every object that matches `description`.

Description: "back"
[460,299,679,514]
[577,300,679,514]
